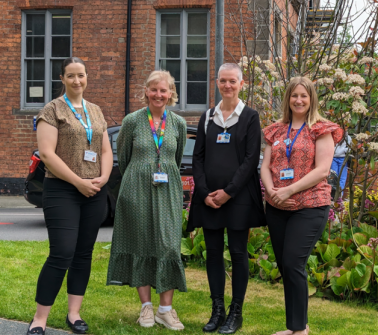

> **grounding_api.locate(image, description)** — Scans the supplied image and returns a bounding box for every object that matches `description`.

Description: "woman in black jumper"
[188,63,265,334]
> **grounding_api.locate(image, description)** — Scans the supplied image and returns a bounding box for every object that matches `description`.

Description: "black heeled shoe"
[203,298,226,332]
[218,302,243,334]
[26,320,45,335]
[66,315,88,334]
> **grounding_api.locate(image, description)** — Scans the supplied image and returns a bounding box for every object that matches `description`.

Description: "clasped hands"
[269,186,296,208]
[204,189,231,209]
[75,176,108,198]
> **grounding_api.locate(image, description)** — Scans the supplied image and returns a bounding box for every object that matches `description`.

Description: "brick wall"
[0,0,298,193]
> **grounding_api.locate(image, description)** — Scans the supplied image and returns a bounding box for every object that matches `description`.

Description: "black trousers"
[266,203,329,331]
[36,178,107,306]
[203,228,249,305]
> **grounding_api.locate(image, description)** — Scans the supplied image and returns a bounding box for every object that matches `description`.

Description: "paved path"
[0,318,73,335]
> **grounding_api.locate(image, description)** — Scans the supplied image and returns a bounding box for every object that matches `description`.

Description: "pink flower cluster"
[365,199,374,209]
[334,197,345,213]
[367,237,378,249]
[328,208,336,222]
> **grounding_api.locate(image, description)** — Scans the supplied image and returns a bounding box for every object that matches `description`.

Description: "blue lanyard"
[286,121,306,164]
[63,94,93,145]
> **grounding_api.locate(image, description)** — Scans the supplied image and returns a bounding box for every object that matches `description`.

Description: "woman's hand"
[270,186,295,207]
[204,195,221,209]
[75,179,101,197]
[209,189,231,206]
[91,175,109,189]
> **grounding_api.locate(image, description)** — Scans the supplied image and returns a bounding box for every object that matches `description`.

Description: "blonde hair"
[281,76,326,128]
[141,70,178,106]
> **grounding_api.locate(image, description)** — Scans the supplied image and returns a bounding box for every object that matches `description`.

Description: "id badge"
[280,168,294,180]
[84,150,97,163]
[216,132,231,143]
[283,138,291,146]
[152,172,168,185]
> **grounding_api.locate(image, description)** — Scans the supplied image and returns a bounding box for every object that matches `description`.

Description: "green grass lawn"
[0,241,377,335]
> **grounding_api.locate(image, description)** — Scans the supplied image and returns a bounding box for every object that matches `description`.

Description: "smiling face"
[145,80,172,110]
[60,62,87,96]
[217,69,244,101]
[289,84,311,119]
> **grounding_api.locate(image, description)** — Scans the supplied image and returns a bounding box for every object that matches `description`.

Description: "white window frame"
[21,9,72,109]
[155,9,210,112]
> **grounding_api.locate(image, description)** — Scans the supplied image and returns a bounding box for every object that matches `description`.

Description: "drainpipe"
[215,0,224,105]
[125,0,132,115]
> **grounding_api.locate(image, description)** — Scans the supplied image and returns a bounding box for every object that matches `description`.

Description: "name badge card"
[153,172,168,184]
[84,150,97,163]
[216,133,231,144]
[280,168,294,180]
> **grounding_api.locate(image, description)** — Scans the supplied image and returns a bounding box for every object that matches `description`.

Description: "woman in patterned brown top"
[27,57,112,335]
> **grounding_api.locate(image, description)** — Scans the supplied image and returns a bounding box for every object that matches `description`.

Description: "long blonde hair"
[280,76,326,128]
[141,70,178,106]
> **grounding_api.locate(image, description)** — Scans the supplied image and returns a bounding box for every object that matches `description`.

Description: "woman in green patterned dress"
[107,70,187,330]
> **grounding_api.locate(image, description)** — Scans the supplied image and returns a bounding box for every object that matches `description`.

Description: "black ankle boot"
[217,302,243,334]
[202,298,226,332]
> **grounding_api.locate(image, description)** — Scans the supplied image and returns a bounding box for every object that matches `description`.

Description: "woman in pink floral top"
[260,77,343,335]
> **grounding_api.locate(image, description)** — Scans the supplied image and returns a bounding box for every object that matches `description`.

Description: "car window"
[184,135,196,156]
[111,132,119,154]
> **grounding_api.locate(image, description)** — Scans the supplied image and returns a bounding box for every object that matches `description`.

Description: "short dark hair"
[58,57,87,96]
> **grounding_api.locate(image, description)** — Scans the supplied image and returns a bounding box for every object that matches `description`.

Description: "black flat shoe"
[203,298,226,332]
[26,320,45,335]
[218,302,243,334]
[66,315,88,334]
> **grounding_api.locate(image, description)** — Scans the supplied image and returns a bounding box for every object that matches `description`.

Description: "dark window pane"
[52,81,63,99]
[160,60,180,81]
[187,82,207,104]
[188,13,207,35]
[52,16,71,35]
[161,14,180,35]
[52,36,70,57]
[175,82,180,104]
[26,81,45,103]
[52,60,64,80]
[26,14,45,35]
[160,36,180,58]
[26,60,45,80]
[187,36,207,58]
[187,60,207,81]
[26,37,45,57]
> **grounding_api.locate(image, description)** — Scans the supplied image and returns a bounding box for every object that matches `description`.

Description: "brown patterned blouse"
[263,120,343,210]
[36,98,107,179]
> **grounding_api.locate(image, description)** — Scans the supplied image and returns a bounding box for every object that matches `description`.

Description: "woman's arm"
[260,145,274,196]
[91,130,113,188]
[116,114,135,176]
[260,145,295,207]
[192,112,211,201]
[37,120,100,197]
[270,133,334,205]
[175,118,187,168]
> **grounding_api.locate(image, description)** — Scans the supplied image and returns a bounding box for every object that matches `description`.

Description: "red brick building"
[0,0,301,194]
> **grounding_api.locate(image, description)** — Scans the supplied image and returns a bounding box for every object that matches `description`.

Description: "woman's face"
[60,62,87,96]
[145,80,172,110]
[289,84,311,119]
[217,69,244,100]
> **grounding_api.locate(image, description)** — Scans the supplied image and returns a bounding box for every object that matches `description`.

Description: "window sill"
[172,110,204,117]
[12,108,41,115]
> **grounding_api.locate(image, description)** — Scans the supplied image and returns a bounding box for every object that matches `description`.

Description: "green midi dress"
[107,108,187,293]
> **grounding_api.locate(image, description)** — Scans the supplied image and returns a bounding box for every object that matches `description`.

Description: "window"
[21,10,72,108]
[156,10,209,111]
[273,12,282,58]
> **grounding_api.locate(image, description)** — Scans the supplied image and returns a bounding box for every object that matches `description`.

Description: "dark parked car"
[24,124,337,224]
[24,124,198,225]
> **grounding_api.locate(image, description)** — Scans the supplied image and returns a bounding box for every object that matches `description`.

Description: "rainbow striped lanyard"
[147,107,167,170]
